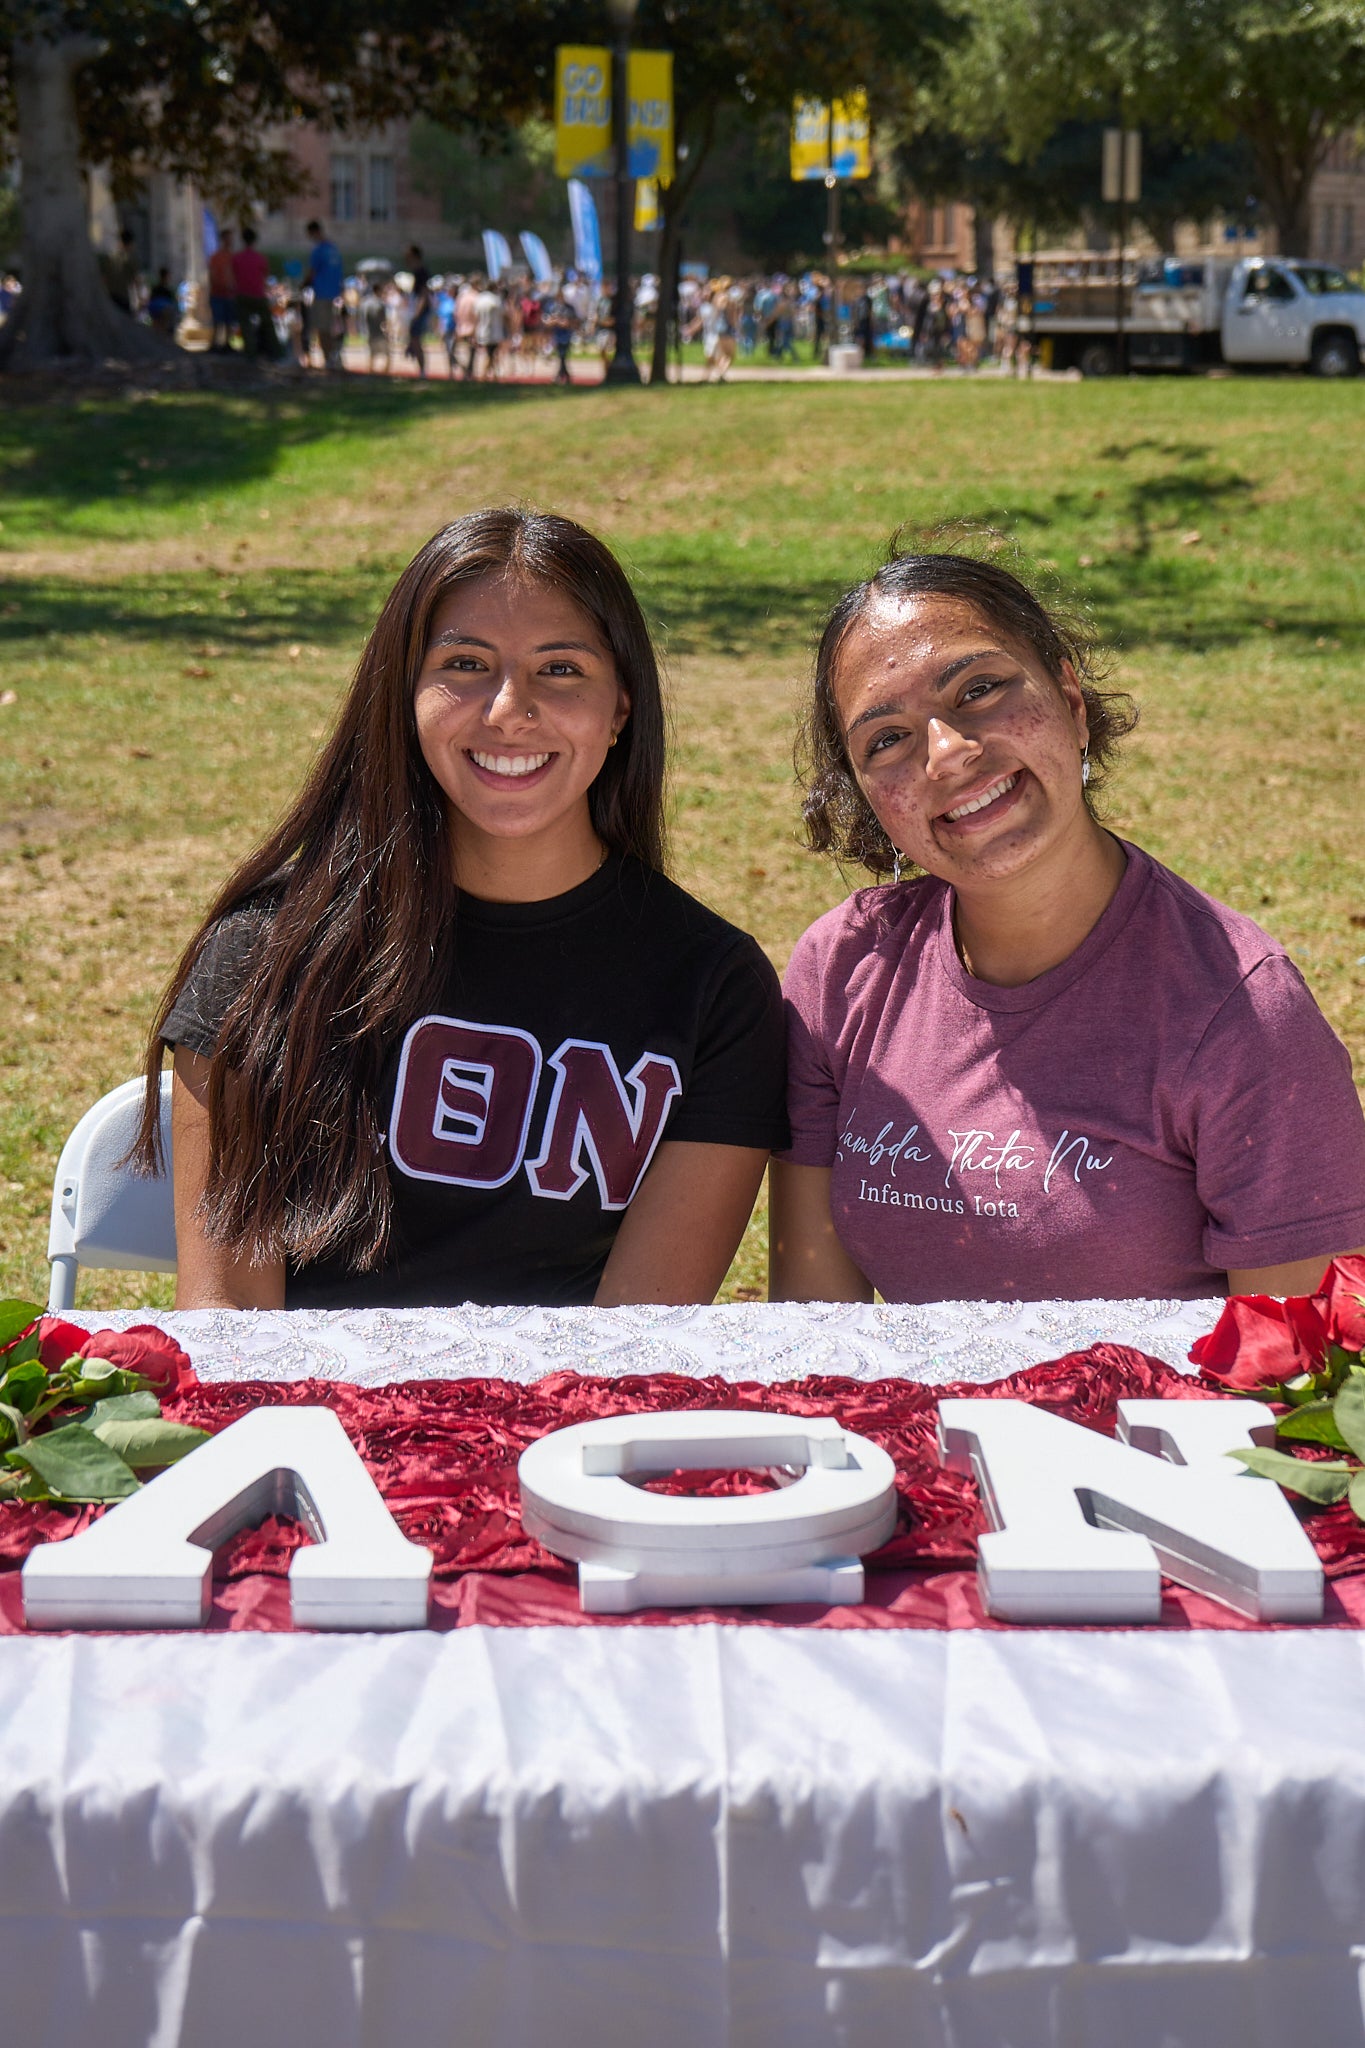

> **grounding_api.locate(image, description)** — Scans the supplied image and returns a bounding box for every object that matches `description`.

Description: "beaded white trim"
[66,1298,1220,1388]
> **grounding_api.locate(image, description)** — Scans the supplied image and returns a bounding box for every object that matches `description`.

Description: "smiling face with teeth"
[414,572,630,897]
[832,592,1098,896]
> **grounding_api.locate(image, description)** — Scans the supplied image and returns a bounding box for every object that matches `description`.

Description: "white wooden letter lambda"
[519,1409,897,1613]
[22,1407,433,1631]
[936,1397,1323,1623]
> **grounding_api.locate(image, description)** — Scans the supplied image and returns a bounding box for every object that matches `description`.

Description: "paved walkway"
[331,339,1073,387]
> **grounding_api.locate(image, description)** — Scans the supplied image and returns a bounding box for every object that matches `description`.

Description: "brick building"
[902,141,1365,276]
[256,120,451,270]
[1309,134,1365,268]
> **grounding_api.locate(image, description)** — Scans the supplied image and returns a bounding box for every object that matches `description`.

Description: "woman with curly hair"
[139,508,787,1309]
[770,543,1365,1305]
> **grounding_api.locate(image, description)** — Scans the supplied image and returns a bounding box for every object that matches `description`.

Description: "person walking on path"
[450,276,478,378]
[304,220,344,371]
[701,284,737,382]
[473,277,503,379]
[233,227,280,360]
[405,245,432,377]
[208,230,237,352]
[547,289,578,384]
[855,285,876,363]
[361,279,390,374]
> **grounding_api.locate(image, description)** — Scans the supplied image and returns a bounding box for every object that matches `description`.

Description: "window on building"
[330,154,358,222]
[1343,204,1356,259]
[1323,204,1336,257]
[368,156,394,224]
[943,203,956,246]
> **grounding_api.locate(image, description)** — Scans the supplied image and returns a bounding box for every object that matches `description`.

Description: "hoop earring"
[609,731,619,748]
[1081,741,1091,787]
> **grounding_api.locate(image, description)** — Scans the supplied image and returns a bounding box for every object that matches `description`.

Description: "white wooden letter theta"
[519,1409,898,1613]
[936,1397,1324,1624]
[22,1407,433,1630]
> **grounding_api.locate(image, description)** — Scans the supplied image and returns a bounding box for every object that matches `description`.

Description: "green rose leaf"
[1350,1470,1365,1524]
[87,1418,209,1470]
[0,1300,41,1350]
[0,1359,48,1415]
[1335,1377,1365,1462]
[1229,1446,1352,1505]
[1278,1401,1352,1452]
[6,1429,140,1502]
[86,1391,162,1422]
[1,1333,41,1371]
[1324,1344,1359,1388]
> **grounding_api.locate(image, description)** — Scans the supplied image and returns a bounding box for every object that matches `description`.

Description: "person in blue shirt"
[304,218,345,371]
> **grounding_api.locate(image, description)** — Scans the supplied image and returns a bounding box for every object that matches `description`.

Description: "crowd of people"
[0,219,1030,381]
[681,270,1026,378]
[197,231,611,380]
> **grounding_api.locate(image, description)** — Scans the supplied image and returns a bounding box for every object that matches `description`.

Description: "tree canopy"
[932,0,1365,253]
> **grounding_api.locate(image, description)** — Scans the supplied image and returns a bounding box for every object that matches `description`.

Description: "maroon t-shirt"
[232,247,268,297]
[781,842,1365,1302]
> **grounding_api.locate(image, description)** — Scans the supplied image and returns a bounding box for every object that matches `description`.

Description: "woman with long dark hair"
[139,508,787,1308]
[770,541,1365,1305]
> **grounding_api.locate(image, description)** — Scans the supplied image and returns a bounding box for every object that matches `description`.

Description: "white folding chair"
[46,1075,176,1312]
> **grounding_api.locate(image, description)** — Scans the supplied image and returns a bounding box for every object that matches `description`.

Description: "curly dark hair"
[798,534,1139,877]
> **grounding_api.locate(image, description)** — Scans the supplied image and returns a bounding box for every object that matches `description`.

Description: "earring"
[891,850,903,885]
[1081,742,1091,787]
[609,731,618,748]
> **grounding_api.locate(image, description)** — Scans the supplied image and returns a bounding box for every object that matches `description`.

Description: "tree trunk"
[649,107,715,389]
[972,205,995,279]
[1237,102,1327,257]
[0,27,171,371]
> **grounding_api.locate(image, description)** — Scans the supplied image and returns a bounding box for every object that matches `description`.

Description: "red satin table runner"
[4,1344,1364,1633]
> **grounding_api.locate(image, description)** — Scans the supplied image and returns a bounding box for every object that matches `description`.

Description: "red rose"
[1189,1293,1325,1390]
[1281,1291,1332,1368]
[1313,1256,1365,1354]
[36,1318,196,1396]
[34,1317,88,1366]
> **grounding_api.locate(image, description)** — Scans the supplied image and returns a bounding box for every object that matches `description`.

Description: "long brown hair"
[799,537,1138,876]
[136,507,668,1272]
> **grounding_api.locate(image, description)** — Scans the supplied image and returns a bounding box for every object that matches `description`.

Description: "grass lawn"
[1,371,1362,1309]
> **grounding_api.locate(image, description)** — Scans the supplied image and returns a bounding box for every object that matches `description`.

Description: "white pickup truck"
[1025,254,1365,377]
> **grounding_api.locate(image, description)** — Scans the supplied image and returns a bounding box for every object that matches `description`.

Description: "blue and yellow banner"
[556,46,673,182]
[790,91,871,182]
[628,51,673,185]
[790,99,831,183]
[556,47,611,179]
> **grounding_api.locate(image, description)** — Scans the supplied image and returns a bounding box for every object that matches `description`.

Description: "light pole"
[823,170,840,363]
[604,0,641,384]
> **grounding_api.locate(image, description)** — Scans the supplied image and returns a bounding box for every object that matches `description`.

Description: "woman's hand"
[593,1141,769,1307]
[768,1160,874,1303]
[171,1047,286,1310]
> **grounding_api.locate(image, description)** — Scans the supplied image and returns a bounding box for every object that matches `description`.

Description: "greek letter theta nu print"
[389,1014,682,1209]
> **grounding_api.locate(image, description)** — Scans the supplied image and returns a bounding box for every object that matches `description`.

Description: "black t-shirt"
[163,856,789,1308]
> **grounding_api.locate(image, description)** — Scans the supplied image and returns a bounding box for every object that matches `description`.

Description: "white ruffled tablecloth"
[74,1294,1221,1386]
[19,1295,1364,2048]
